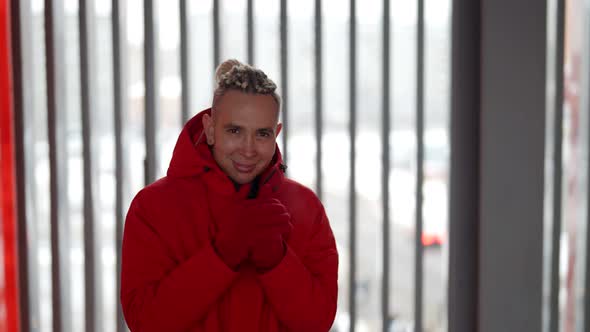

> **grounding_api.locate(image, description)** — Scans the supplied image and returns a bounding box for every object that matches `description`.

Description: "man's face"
[203,90,282,185]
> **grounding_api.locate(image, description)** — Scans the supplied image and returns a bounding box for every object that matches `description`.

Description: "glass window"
[16,1,452,331]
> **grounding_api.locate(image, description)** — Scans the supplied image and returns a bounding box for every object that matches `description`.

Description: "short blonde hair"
[212,59,281,110]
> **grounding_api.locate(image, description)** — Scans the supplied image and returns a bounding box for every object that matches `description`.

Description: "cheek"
[215,135,239,152]
[259,142,276,158]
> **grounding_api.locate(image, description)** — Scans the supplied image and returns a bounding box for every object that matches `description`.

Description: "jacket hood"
[167,108,286,196]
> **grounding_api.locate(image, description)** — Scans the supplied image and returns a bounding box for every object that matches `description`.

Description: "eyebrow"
[257,128,274,133]
[223,123,274,132]
[223,123,242,129]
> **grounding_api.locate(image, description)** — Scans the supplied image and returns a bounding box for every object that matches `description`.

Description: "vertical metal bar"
[349,0,357,331]
[549,0,565,330]
[381,0,391,330]
[247,0,254,65]
[144,0,158,185]
[79,1,102,331]
[415,0,425,330]
[213,0,220,68]
[448,0,480,331]
[180,0,191,124]
[112,0,129,331]
[585,50,590,332]
[44,0,71,331]
[10,0,35,330]
[586,6,590,324]
[314,0,323,200]
[280,0,288,165]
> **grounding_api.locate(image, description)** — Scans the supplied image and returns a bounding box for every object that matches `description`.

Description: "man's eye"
[227,128,239,134]
[258,131,271,137]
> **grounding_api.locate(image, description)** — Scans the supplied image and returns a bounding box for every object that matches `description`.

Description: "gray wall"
[479,1,547,331]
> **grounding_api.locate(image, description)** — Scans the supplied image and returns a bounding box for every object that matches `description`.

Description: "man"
[121,59,339,332]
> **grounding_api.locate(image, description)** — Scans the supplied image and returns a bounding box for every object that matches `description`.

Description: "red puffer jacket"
[121,109,338,332]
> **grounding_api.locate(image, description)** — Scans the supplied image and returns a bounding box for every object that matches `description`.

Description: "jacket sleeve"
[257,205,339,332]
[121,190,239,332]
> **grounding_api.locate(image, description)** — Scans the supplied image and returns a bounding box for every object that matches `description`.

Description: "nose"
[240,135,257,158]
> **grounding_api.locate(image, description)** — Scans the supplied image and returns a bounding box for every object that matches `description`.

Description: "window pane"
[322,0,351,330]
[126,0,146,197]
[390,0,417,328]
[94,1,117,330]
[423,0,451,330]
[356,0,383,330]
[30,0,52,330]
[157,0,182,178]
[286,0,315,188]
[189,0,215,112]
[221,0,248,63]
[63,1,85,330]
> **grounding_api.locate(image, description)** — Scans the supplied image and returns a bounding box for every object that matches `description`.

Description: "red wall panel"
[0,0,20,330]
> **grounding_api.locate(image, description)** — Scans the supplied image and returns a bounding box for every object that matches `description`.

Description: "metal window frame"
[380,0,391,330]
[348,0,357,331]
[16,2,576,332]
[247,0,254,65]
[112,0,130,330]
[478,1,547,331]
[315,0,324,200]
[414,0,425,330]
[44,0,72,331]
[79,1,102,331]
[10,0,39,330]
[547,0,566,330]
[180,0,191,124]
[144,0,159,185]
[447,0,480,331]
[585,28,590,328]
[280,0,289,165]
[213,0,220,68]
[585,2,590,327]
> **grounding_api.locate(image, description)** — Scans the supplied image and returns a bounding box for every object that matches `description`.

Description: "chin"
[236,168,266,184]
[231,173,256,185]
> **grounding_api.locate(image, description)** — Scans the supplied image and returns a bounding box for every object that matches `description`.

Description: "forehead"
[214,90,279,125]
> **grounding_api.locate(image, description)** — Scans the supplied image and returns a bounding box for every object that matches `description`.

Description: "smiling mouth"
[233,161,256,173]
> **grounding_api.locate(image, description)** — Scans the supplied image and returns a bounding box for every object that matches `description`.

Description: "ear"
[275,123,283,137]
[202,113,215,145]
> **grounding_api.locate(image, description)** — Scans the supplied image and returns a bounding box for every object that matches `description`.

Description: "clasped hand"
[213,198,292,272]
